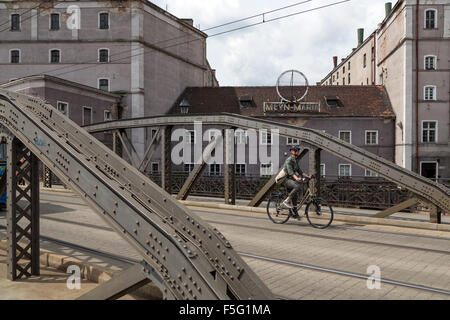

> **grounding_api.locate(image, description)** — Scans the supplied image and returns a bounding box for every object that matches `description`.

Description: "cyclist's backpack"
[275,168,287,184]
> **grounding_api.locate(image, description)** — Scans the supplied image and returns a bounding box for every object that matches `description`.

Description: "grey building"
[162,86,396,179]
[0,0,218,159]
[0,74,121,149]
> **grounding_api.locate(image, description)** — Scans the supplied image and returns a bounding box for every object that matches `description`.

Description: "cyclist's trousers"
[284,179,303,206]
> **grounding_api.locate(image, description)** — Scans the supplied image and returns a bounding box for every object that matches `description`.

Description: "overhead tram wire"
[34,0,316,76]
[49,0,352,78]
[0,1,44,30]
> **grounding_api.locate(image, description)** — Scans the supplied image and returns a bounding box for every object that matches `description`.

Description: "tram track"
[1,224,449,299]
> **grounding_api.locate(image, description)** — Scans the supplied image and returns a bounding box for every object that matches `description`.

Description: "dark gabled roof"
[170,86,395,118]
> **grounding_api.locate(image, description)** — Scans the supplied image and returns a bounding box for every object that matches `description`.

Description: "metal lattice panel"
[6,137,39,280]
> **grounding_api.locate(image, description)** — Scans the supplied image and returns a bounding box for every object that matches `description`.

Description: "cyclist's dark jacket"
[284,156,303,180]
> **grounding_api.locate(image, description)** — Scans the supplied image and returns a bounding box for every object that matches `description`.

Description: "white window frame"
[56,101,69,117]
[235,164,247,177]
[98,11,110,29]
[365,130,379,145]
[424,55,437,70]
[365,169,378,177]
[98,48,110,63]
[235,130,248,145]
[286,137,300,145]
[260,163,273,176]
[424,8,437,29]
[260,131,272,146]
[422,120,438,143]
[10,13,21,31]
[183,163,195,173]
[209,164,221,176]
[339,164,352,177]
[185,130,196,144]
[151,162,160,173]
[338,130,352,144]
[420,161,439,180]
[82,106,93,126]
[98,78,110,92]
[424,85,436,101]
[49,48,61,63]
[9,49,21,63]
[320,164,326,177]
[49,12,61,30]
[104,110,112,122]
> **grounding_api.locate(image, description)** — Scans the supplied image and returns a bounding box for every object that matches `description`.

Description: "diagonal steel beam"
[374,197,420,218]
[77,263,151,300]
[116,130,138,168]
[176,136,220,201]
[138,128,160,172]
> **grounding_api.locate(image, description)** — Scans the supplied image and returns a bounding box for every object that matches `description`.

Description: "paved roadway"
[1,190,450,300]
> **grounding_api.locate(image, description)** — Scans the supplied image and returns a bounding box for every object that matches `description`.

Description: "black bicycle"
[266,176,334,229]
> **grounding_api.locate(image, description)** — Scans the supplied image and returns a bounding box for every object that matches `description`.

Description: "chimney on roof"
[385,2,392,17]
[333,56,338,68]
[181,18,194,26]
[357,28,364,46]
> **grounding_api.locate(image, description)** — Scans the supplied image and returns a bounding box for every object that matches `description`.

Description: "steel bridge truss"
[0,89,274,300]
[84,114,450,223]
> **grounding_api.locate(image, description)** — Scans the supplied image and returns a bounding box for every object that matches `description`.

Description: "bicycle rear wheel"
[267,194,291,224]
[305,198,334,229]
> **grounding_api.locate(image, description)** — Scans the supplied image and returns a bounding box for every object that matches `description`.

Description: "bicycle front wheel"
[305,198,334,229]
[267,194,291,224]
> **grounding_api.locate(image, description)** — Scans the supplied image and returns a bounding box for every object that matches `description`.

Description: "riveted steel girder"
[0,90,273,300]
[84,114,450,214]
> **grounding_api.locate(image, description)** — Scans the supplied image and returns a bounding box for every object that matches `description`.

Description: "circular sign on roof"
[276,70,309,103]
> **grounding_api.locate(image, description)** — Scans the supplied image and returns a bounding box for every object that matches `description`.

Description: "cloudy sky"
[151,0,396,86]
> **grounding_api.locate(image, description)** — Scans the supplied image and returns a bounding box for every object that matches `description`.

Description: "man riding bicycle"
[282,145,311,217]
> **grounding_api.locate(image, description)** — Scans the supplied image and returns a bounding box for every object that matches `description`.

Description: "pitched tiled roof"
[170,86,394,118]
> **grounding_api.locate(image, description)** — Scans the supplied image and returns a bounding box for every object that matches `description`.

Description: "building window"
[365,131,379,145]
[424,56,436,70]
[50,13,60,30]
[320,164,325,177]
[422,121,437,143]
[10,50,20,63]
[424,86,436,100]
[151,162,159,174]
[339,164,351,177]
[98,49,109,63]
[348,61,351,71]
[98,78,109,92]
[50,49,61,63]
[235,130,248,144]
[363,53,367,68]
[286,137,300,145]
[235,164,246,176]
[365,169,378,177]
[260,163,273,177]
[343,78,345,85]
[184,163,195,173]
[104,110,112,121]
[260,131,272,146]
[348,73,351,84]
[425,9,437,29]
[10,14,20,31]
[420,161,438,180]
[57,101,69,116]
[82,107,92,126]
[99,12,109,29]
[209,164,221,176]
[343,66,345,73]
[185,130,195,144]
[339,131,351,144]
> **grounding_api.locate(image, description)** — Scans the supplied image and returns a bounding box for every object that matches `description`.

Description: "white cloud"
[150,0,396,85]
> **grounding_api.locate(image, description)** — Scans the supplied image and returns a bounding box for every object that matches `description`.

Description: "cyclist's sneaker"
[282,199,293,209]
